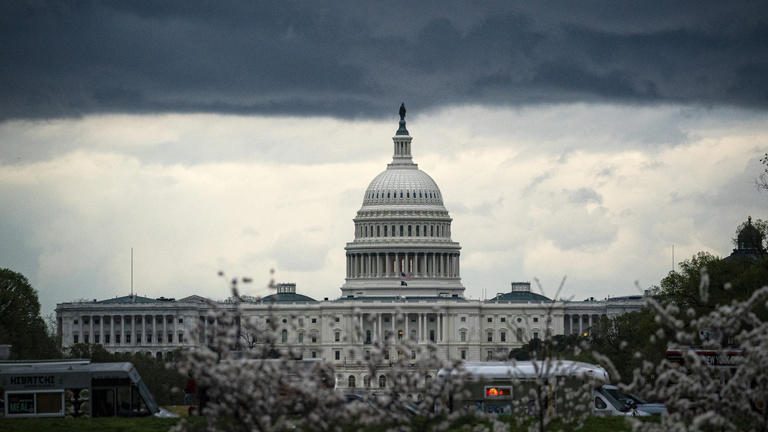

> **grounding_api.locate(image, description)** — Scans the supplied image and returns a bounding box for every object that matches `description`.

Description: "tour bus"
[0,360,173,418]
[439,361,651,417]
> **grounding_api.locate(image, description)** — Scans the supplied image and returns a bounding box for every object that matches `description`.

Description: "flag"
[400,281,408,286]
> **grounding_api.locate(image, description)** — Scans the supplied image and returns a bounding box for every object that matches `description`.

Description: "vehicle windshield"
[603,387,647,405]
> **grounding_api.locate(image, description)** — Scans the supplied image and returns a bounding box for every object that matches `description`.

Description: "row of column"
[347,252,460,279]
[75,314,182,346]
[563,313,605,335]
[355,312,448,344]
[356,222,450,239]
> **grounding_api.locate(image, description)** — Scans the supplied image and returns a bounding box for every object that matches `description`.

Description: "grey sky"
[0,2,766,315]
[2,1,768,121]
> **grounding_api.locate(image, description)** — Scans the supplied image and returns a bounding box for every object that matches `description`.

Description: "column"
[152,315,157,345]
[564,314,570,335]
[418,314,423,342]
[438,314,442,342]
[121,315,125,346]
[89,315,94,343]
[163,315,168,345]
[443,312,448,342]
[404,313,409,340]
[99,315,104,344]
[110,315,114,345]
[378,314,382,341]
[431,253,436,277]
[173,314,178,345]
[359,314,363,343]
[394,253,400,275]
[456,255,460,277]
[142,315,146,345]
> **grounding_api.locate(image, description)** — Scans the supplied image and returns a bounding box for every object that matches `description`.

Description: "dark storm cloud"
[2,0,768,121]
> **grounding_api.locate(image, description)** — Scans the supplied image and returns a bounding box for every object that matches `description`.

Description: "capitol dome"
[341,104,464,299]
[362,167,444,207]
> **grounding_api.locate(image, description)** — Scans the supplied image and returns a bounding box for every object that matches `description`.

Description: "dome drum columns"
[345,251,460,279]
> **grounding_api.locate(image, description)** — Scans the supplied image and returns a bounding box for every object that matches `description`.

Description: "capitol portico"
[56,105,644,388]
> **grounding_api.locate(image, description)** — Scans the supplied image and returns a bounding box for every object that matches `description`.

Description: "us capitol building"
[56,105,644,388]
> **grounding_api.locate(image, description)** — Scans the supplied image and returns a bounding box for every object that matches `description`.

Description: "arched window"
[348,375,356,388]
[364,375,370,388]
[365,226,368,237]
[376,226,380,237]
[384,226,388,237]
[281,329,288,343]
[431,225,434,236]
[400,191,403,198]
[400,225,404,236]
[408,225,412,236]
[460,329,467,342]
[379,375,386,388]
[406,191,410,198]
[416,226,420,236]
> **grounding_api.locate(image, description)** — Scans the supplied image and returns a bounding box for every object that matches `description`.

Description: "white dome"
[362,166,444,206]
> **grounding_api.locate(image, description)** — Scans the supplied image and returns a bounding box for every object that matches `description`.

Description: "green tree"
[657,251,768,317]
[0,268,61,359]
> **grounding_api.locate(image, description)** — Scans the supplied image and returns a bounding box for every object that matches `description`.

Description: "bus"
[439,360,650,417]
[0,360,172,418]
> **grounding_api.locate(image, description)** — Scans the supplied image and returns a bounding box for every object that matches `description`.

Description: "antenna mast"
[131,247,134,296]
[671,244,675,273]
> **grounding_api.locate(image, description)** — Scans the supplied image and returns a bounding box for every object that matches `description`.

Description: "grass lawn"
[0,415,643,431]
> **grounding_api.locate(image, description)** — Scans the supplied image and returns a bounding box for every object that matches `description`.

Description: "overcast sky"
[1,1,766,315]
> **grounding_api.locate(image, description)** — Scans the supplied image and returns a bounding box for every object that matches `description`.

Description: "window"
[533,332,539,340]
[311,351,317,358]
[167,333,172,343]
[365,330,372,344]
[74,319,79,325]
[335,316,340,322]
[73,334,79,344]
[384,349,390,360]
[500,331,506,342]
[487,317,493,323]
[281,329,288,343]
[533,317,539,323]
[136,334,141,344]
[500,317,506,323]
[429,330,435,342]
[595,397,607,410]
[517,317,523,323]
[516,328,524,342]
[335,350,340,360]
[364,376,370,388]
[95,335,100,344]
[282,318,287,324]
[178,333,184,343]
[487,332,493,342]
[84,334,89,344]
[460,316,466,322]
[178,318,184,324]
[298,318,304,327]
[461,350,467,360]
[416,226,420,236]
[298,333,304,343]
[348,375,356,388]
[379,375,386,388]
[311,318,317,324]
[384,226,388,237]
[335,331,341,342]
[460,330,467,342]
[486,350,494,360]
[311,335,317,343]
[115,334,121,344]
